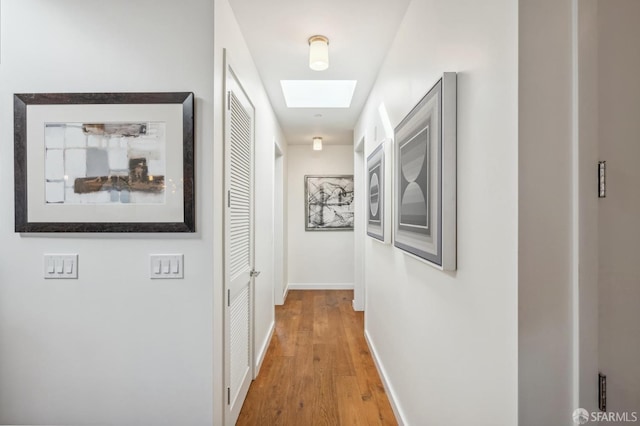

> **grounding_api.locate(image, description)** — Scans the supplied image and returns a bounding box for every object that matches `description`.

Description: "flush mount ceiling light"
[309,35,329,71]
[280,80,357,108]
[313,136,323,151]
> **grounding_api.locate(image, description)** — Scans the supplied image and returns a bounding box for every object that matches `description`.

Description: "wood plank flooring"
[237,290,397,426]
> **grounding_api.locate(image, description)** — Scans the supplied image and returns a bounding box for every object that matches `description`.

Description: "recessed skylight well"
[280,80,357,108]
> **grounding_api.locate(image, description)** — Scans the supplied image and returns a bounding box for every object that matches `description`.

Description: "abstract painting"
[394,73,457,270]
[45,122,166,205]
[14,92,195,233]
[367,142,386,241]
[305,175,354,231]
[399,125,430,234]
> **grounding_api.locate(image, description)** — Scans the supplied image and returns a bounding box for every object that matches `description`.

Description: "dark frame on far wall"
[366,141,386,242]
[305,175,354,231]
[14,92,195,233]
[393,73,456,270]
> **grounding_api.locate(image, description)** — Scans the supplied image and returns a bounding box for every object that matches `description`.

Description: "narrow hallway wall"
[287,145,355,289]
[355,0,518,424]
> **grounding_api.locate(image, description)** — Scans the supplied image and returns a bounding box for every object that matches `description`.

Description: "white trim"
[283,283,290,303]
[351,298,364,312]
[365,329,406,426]
[353,138,366,312]
[570,0,580,411]
[354,135,365,153]
[254,320,274,378]
[273,138,286,306]
[288,283,354,290]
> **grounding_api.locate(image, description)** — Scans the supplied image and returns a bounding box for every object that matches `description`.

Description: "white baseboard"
[254,321,274,378]
[283,283,289,303]
[365,329,407,426]
[352,298,364,312]
[287,283,354,290]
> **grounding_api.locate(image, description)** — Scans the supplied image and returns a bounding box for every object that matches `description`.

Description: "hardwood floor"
[236,290,397,426]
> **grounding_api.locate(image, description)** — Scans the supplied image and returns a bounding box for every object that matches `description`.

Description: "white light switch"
[150,254,184,279]
[44,254,78,279]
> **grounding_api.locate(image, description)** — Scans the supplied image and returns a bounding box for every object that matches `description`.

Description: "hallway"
[237,291,397,425]
[5,1,633,425]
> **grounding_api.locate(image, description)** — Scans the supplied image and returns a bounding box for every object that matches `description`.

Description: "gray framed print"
[366,141,386,242]
[393,73,456,270]
[14,92,195,233]
[305,175,354,231]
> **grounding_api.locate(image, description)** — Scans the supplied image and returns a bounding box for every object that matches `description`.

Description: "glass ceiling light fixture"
[313,136,323,151]
[308,35,329,71]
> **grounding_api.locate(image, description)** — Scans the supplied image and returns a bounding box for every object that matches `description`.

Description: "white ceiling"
[228,0,411,146]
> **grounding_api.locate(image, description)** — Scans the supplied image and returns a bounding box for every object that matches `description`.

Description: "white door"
[224,60,256,425]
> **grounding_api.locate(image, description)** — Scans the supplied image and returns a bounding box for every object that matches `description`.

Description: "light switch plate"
[44,254,78,279]
[150,254,184,279]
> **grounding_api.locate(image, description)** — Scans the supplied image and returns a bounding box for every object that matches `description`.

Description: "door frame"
[273,139,286,305]
[353,136,365,311]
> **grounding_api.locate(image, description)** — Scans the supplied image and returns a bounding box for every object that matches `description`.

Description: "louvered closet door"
[224,63,255,426]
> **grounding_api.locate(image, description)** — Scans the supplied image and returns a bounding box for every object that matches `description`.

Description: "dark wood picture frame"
[14,92,195,233]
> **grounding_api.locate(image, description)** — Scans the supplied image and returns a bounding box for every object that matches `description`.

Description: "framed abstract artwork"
[305,175,354,231]
[393,73,457,270]
[366,141,387,242]
[14,92,195,232]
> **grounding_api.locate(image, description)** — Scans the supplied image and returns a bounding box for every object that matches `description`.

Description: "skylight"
[280,80,357,108]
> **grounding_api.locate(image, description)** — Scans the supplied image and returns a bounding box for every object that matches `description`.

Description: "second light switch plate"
[150,254,184,279]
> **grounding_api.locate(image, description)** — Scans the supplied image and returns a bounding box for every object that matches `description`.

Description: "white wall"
[598,0,640,415]
[0,1,215,424]
[287,145,355,288]
[0,0,284,424]
[519,0,575,424]
[213,0,287,422]
[354,0,518,424]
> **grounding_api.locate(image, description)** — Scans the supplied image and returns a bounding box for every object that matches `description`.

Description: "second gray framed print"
[367,141,386,242]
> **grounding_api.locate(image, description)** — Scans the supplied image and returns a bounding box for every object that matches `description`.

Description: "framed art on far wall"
[366,141,387,242]
[14,92,195,233]
[305,175,354,231]
[393,72,457,270]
